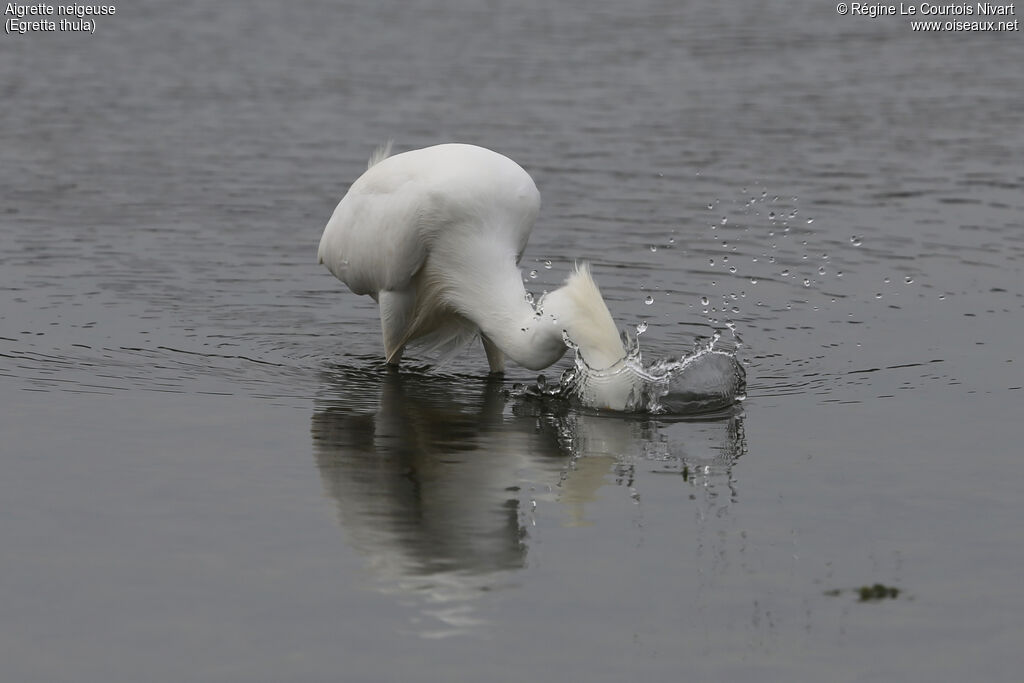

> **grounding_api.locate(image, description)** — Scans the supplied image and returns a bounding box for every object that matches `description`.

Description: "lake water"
[2,0,1022,680]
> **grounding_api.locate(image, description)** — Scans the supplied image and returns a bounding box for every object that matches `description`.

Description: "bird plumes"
[393,263,480,364]
[393,230,525,366]
[542,263,626,370]
[367,140,394,169]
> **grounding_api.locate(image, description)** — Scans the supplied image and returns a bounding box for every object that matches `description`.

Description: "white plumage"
[318,143,627,375]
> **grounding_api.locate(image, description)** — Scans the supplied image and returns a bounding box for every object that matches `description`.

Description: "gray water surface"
[2,1,1023,681]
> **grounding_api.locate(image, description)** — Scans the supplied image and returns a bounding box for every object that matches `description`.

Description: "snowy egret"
[318,143,629,378]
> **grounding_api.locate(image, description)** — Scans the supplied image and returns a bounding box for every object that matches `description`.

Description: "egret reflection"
[311,365,746,636]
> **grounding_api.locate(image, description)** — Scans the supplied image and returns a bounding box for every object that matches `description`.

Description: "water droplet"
[721,217,728,225]
[707,203,714,210]
[904,276,914,284]
[668,237,675,245]
[700,296,709,306]
[729,266,737,273]
[529,269,538,278]
[636,321,648,334]
[524,291,534,303]
[544,259,552,269]
[883,277,891,284]
[750,277,758,285]
[818,266,826,275]
[875,293,883,299]
[851,236,862,246]
[803,278,811,287]
[644,295,654,305]
[722,255,729,263]
[731,306,740,314]
[836,271,844,278]
[709,258,715,267]
[649,245,658,253]
[781,269,790,277]
[768,211,776,220]
[807,218,814,224]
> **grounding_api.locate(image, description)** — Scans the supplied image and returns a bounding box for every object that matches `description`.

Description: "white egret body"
[318,144,631,401]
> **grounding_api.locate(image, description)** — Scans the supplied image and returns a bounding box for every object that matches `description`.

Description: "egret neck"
[428,230,625,372]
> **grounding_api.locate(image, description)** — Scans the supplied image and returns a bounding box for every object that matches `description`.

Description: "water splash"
[518,329,746,415]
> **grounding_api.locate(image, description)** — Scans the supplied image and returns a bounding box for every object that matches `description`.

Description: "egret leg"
[481,334,506,374]
[379,290,415,365]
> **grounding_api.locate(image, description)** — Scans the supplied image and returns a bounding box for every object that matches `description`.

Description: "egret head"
[539,263,627,371]
[535,264,643,411]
